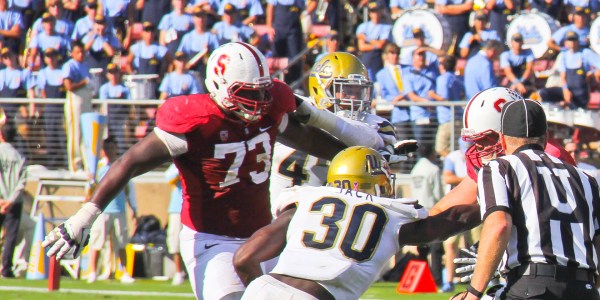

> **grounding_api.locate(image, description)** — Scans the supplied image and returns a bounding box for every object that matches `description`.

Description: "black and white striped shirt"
[477,144,600,273]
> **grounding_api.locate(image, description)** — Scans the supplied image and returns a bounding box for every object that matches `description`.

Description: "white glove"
[42,202,102,260]
[453,242,501,283]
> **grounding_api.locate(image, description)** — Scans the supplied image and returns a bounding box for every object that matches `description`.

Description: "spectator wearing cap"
[356,1,392,80]
[0,47,35,126]
[376,43,413,142]
[99,63,131,155]
[458,10,502,59]
[211,4,255,45]
[81,15,121,69]
[548,7,590,53]
[159,51,202,100]
[265,0,306,85]
[218,0,264,26]
[72,0,101,42]
[158,0,193,55]
[186,0,220,28]
[315,30,340,62]
[99,0,134,48]
[405,49,438,149]
[484,0,516,40]
[400,27,443,74]
[177,8,219,89]
[539,31,600,109]
[435,0,473,55]
[62,40,92,172]
[0,0,23,53]
[429,55,464,157]
[126,21,171,77]
[136,0,172,28]
[500,32,535,96]
[30,0,74,40]
[27,12,71,68]
[464,39,502,100]
[389,0,426,19]
[37,47,67,158]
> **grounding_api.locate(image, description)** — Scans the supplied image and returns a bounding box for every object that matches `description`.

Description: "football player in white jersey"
[270,52,410,210]
[236,146,480,300]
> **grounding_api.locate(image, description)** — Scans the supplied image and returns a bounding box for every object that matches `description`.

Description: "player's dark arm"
[88,132,172,210]
[278,113,346,160]
[233,208,294,286]
[398,204,480,245]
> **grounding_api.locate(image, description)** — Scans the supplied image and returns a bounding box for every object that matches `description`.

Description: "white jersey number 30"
[302,197,388,262]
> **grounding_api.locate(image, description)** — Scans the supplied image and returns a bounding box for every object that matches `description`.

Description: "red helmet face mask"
[463,130,504,168]
[226,81,273,122]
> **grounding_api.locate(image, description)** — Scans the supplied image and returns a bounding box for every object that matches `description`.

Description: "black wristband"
[466,284,484,298]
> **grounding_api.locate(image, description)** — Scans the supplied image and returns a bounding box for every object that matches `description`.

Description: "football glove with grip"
[42,202,102,260]
[453,242,501,283]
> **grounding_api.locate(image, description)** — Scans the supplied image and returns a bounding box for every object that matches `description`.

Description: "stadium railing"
[0,98,468,173]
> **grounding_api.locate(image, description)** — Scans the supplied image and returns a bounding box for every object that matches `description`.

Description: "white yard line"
[0,286,195,297]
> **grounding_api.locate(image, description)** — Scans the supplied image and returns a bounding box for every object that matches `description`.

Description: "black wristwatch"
[466,284,484,299]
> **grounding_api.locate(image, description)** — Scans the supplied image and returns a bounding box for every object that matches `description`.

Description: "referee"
[455,99,600,300]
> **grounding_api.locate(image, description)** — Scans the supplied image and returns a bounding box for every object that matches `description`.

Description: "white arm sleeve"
[295,101,384,148]
[153,127,189,157]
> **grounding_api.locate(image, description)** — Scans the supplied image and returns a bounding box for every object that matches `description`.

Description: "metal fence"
[0,97,468,173]
[0,98,163,170]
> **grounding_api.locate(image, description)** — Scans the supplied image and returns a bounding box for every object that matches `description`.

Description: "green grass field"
[0,278,461,299]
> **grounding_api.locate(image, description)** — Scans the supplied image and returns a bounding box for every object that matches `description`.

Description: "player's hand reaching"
[42,203,102,260]
[453,242,501,283]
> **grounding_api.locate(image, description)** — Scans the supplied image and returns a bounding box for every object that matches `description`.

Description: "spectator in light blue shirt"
[158,0,194,55]
[356,1,392,80]
[87,136,137,284]
[99,63,130,155]
[219,0,264,25]
[405,50,438,147]
[464,40,502,100]
[548,7,590,52]
[500,32,535,96]
[159,51,203,99]
[165,164,186,285]
[211,5,254,45]
[0,1,23,53]
[429,55,464,157]
[458,10,502,59]
[30,0,74,39]
[539,31,600,109]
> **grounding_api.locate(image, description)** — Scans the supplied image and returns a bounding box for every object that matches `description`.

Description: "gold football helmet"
[327,146,395,197]
[309,52,372,119]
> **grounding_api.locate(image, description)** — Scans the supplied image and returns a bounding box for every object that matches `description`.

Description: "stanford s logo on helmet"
[214,54,230,78]
[462,87,524,162]
[206,42,273,123]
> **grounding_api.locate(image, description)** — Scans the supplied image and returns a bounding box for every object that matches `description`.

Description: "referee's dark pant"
[502,263,599,300]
